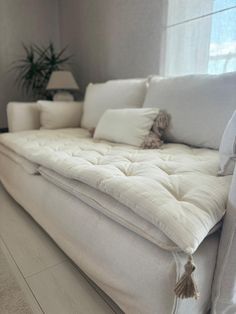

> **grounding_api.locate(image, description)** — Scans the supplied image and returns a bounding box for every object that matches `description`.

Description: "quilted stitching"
[0,128,231,254]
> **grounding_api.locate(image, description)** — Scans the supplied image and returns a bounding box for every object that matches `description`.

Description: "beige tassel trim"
[174,255,199,300]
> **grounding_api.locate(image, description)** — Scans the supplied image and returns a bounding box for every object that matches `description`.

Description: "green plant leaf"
[11,42,71,97]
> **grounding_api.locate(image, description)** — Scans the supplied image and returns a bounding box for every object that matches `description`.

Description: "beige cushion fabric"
[81,79,147,129]
[0,129,231,254]
[143,72,236,149]
[39,167,178,251]
[7,102,40,132]
[212,166,236,313]
[0,153,221,314]
[94,108,159,147]
[38,101,83,129]
[0,144,38,175]
[219,110,236,176]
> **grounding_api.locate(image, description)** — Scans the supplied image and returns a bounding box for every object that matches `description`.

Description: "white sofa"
[1,74,236,314]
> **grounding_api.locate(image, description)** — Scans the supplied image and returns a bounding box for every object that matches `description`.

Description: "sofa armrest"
[212,165,236,312]
[7,102,40,132]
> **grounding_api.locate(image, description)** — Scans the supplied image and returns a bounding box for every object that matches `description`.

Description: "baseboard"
[0,128,8,133]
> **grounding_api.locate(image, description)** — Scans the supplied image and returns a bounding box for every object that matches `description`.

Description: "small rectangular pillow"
[38,101,82,129]
[219,110,236,176]
[94,108,160,147]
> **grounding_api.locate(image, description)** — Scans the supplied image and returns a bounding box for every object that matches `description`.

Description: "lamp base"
[53,91,74,101]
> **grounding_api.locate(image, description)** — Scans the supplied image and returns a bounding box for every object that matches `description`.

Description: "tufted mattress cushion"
[39,166,179,251]
[0,128,231,254]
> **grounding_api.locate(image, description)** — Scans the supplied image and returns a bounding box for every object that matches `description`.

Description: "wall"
[58,0,164,91]
[0,0,164,127]
[0,0,60,128]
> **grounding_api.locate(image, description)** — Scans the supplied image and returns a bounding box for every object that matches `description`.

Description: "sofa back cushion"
[143,72,236,149]
[81,79,147,129]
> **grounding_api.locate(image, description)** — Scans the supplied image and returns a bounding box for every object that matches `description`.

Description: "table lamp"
[46,71,79,101]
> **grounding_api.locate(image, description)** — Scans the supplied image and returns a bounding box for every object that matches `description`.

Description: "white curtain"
[163,0,236,76]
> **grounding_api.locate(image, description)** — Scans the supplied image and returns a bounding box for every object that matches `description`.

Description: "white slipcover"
[0,152,220,314]
[212,165,236,313]
[219,110,236,176]
[7,102,40,132]
[38,101,83,129]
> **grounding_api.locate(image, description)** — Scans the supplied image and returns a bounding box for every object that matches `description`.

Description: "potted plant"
[12,42,71,99]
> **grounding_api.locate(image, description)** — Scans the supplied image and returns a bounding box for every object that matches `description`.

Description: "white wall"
[0,0,164,128]
[0,0,60,128]
[58,0,164,91]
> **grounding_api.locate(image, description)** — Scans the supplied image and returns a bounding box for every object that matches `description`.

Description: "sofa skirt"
[0,152,220,314]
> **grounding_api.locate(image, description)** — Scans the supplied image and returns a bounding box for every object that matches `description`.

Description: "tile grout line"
[74,270,118,314]
[0,234,45,314]
[67,258,121,314]
[0,233,118,313]
[0,191,119,313]
[27,255,119,314]
[25,258,68,279]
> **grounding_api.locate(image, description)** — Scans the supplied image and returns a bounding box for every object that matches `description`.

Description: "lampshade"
[46,71,79,91]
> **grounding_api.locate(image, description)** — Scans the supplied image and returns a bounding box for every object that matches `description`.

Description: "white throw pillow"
[38,101,82,129]
[81,79,148,129]
[94,108,160,147]
[219,110,236,176]
[143,72,236,149]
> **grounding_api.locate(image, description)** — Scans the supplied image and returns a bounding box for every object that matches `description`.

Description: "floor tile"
[0,237,43,314]
[0,185,68,277]
[27,261,114,314]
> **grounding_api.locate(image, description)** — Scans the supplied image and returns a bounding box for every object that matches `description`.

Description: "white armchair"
[7,102,40,132]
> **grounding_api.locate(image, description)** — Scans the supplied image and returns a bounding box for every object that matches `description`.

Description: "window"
[163,0,236,76]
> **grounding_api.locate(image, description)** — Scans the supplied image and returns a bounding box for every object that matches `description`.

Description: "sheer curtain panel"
[163,0,236,76]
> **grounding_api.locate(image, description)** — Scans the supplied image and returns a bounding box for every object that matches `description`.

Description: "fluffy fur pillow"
[142,110,169,149]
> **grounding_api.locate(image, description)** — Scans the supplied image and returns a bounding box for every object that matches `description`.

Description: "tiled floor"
[0,183,120,314]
